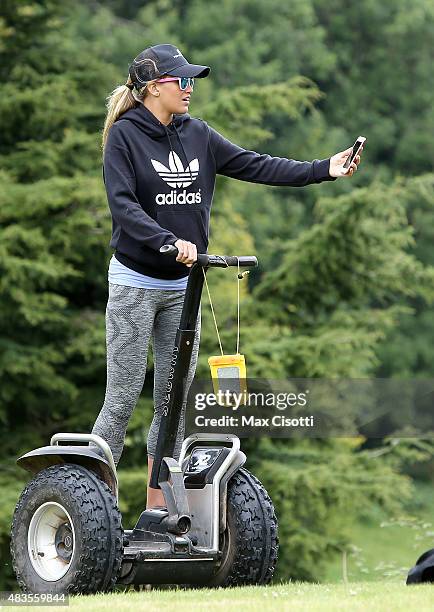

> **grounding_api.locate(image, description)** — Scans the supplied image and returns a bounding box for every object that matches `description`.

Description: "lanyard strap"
[202,259,249,356]
[236,258,240,355]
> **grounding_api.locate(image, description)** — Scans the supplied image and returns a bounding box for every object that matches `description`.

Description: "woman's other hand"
[329,146,364,178]
[174,239,197,267]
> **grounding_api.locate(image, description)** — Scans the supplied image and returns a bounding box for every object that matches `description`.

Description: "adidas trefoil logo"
[151,152,199,188]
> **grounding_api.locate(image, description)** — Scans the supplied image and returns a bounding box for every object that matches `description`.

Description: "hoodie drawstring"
[164,124,176,159]
[172,123,194,186]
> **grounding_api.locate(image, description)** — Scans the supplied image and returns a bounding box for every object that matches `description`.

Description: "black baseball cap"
[128,44,210,89]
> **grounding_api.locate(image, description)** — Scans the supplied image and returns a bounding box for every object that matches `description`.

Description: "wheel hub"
[27,502,76,581]
[54,523,73,561]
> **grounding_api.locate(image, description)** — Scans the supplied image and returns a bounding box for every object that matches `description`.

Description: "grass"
[324,481,434,582]
[62,582,434,611]
[50,481,434,612]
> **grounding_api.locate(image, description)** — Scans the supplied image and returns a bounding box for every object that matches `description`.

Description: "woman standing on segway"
[92,43,363,510]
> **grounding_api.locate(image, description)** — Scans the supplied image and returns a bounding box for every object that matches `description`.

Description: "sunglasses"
[156,76,195,91]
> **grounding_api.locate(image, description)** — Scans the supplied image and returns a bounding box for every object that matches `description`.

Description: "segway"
[10,246,278,594]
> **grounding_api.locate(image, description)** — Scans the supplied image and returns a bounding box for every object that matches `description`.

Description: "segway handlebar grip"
[223,255,258,267]
[159,244,258,268]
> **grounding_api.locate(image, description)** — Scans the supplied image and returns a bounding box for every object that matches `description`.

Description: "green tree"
[377,174,434,378]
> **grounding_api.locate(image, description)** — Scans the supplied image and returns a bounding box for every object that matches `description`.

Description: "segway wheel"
[10,463,123,594]
[209,468,278,586]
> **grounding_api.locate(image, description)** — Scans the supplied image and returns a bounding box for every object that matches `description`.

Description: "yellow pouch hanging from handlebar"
[203,262,249,407]
[208,354,247,405]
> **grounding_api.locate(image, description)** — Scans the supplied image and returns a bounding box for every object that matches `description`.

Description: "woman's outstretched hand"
[329,146,364,178]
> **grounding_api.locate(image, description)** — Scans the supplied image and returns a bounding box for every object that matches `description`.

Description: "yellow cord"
[203,267,224,356]
[236,258,240,355]
[203,260,246,356]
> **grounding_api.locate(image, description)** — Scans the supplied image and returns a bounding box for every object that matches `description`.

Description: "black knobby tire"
[10,463,123,594]
[209,467,278,586]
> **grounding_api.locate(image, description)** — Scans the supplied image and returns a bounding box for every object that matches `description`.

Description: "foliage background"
[1,0,433,588]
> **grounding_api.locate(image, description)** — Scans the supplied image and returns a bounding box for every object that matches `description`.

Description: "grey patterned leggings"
[91,283,201,466]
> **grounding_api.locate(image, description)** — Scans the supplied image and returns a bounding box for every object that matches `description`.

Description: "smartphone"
[343,136,366,172]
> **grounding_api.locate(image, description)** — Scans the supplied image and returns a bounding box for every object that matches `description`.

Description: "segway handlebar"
[160,244,258,268]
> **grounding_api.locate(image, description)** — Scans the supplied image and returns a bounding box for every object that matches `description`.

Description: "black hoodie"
[103,104,335,279]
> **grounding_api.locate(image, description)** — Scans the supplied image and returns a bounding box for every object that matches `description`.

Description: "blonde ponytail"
[101,77,147,152]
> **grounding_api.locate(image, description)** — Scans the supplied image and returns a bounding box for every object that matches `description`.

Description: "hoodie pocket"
[156,208,209,251]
